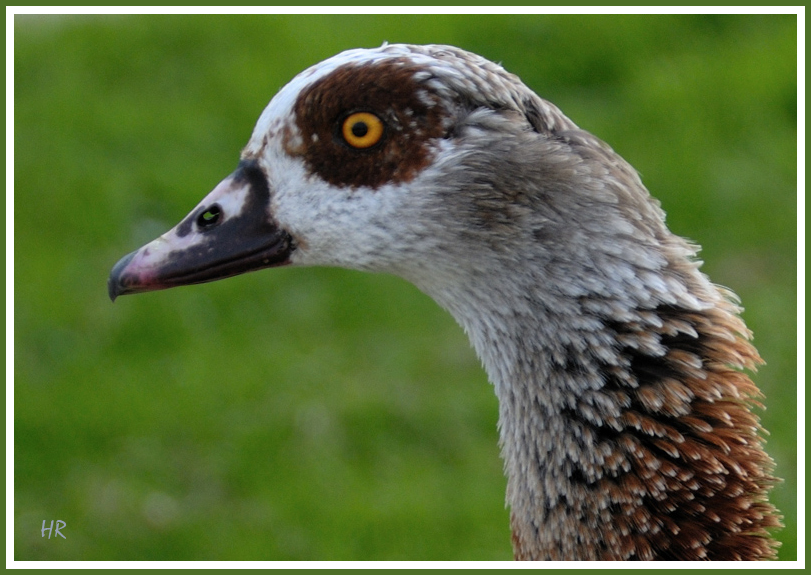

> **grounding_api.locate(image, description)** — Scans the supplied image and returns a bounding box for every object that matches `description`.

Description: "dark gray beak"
[108,160,293,301]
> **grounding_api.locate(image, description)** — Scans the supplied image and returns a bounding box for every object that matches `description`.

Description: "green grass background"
[14,14,797,561]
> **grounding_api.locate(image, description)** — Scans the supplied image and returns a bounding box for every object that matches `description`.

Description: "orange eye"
[341,112,384,149]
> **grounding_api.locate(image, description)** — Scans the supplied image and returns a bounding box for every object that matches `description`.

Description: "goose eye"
[341,112,384,149]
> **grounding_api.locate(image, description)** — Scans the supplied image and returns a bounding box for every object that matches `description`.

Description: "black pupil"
[351,121,368,138]
[197,204,222,229]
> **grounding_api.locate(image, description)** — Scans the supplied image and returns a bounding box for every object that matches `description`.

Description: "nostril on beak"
[196,204,222,230]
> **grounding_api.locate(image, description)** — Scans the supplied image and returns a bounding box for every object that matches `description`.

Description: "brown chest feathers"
[508,297,780,560]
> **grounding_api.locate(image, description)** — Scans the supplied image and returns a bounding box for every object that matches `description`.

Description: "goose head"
[109,44,779,560]
[108,44,648,309]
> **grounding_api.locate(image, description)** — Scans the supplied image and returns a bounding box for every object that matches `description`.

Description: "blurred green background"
[14,14,797,561]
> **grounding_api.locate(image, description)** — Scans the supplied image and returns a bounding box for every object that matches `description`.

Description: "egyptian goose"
[109,44,780,560]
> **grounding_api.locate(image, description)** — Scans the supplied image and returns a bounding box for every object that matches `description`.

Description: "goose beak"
[108,160,293,301]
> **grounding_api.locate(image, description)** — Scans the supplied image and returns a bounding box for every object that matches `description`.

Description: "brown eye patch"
[291,59,450,190]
